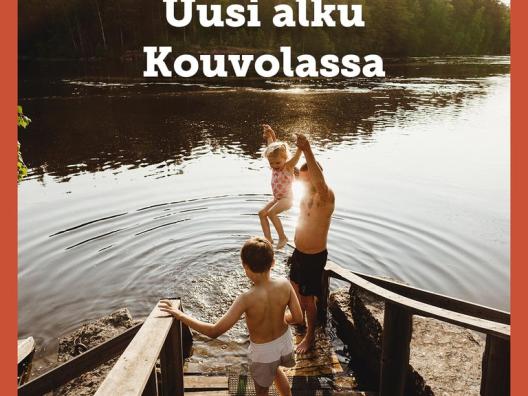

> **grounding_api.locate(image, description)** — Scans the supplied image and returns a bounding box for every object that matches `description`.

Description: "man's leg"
[288,281,306,325]
[296,294,316,353]
[274,367,292,396]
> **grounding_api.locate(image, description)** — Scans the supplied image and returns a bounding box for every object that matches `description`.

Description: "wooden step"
[184,374,229,393]
[227,370,375,395]
[283,328,343,377]
[183,371,377,395]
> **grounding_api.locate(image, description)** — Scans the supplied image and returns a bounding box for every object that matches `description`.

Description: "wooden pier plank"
[95,300,180,396]
[325,262,510,338]
[19,324,141,396]
[184,375,228,390]
[284,328,343,376]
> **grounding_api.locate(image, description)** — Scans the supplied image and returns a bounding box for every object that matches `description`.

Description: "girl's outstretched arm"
[262,124,277,145]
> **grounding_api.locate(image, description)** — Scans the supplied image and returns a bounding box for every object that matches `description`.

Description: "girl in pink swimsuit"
[259,125,302,249]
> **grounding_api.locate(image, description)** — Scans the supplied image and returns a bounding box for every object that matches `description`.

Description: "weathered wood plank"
[18,337,35,365]
[184,376,228,390]
[19,323,141,396]
[286,242,509,324]
[334,261,509,325]
[284,329,343,376]
[325,262,510,338]
[95,300,180,396]
[379,302,412,396]
[481,334,510,396]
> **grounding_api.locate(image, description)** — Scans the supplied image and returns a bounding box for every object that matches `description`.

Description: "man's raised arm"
[296,134,329,199]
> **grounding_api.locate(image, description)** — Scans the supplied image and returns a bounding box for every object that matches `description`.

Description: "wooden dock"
[180,327,361,395]
[17,260,510,396]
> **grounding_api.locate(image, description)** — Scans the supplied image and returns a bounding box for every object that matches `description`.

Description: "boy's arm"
[285,147,302,169]
[159,296,246,339]
[285,283,304,325]
[296,134,329,200]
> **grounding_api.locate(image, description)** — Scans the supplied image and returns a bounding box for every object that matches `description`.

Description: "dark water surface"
[18,56,510,369]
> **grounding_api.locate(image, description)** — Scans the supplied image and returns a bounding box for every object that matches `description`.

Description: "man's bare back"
[295,188,335,254]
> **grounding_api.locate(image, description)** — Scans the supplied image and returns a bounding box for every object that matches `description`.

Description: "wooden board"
[19,324,141,396]
[286,241,509,324]
[326,261,510,339]
[18,337,35,365]
[327,260,509,324]
[184,375,228,390]
[227,371,371,395]
[95,300,180,396]
[283,328,343,376]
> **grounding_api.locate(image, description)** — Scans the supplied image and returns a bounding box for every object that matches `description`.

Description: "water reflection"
[19,69,506,182]
[18,56,510,370]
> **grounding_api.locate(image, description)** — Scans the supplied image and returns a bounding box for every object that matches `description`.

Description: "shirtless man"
[288,134,335,353]
[159,237,303,396]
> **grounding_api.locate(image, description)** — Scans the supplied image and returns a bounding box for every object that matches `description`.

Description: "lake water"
[18,56,510,370]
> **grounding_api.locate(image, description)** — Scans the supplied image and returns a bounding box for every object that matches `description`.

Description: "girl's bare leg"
[268,198,293,249]
[274,367,291,396]
[259,200,277,244]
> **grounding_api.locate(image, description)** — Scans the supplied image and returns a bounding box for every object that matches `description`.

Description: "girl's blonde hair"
[264,141,290,159]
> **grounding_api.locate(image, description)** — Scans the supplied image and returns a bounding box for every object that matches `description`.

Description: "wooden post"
[379,302,413,396]
[160,319,184,396]
[481,334,510,396]
[317,270,331,326]
[143,369,158,396]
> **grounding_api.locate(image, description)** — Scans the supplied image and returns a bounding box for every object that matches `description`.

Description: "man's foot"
[276,237,288,250]
[266,237,274,246]
[296,333,315,354]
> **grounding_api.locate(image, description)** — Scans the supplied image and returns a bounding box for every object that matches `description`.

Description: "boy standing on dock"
[159,237,303,396]
[288,134,335,353]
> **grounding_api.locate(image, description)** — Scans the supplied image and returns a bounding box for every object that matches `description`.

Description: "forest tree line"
[19,0,510,59]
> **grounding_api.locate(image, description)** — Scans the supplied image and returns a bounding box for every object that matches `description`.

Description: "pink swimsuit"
[271,167,294,200]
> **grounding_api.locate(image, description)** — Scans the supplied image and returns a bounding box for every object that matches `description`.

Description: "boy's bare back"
[243,278,293,343]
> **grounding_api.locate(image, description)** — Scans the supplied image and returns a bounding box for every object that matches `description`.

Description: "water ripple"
[19,193,507,368]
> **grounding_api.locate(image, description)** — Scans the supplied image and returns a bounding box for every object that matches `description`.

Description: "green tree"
[17,106,31,182]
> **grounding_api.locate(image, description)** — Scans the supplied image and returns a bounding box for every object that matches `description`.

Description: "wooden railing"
[18,299,185,396]
[18,324,142,396]
[95,299,184,396]
[321,261,510,396]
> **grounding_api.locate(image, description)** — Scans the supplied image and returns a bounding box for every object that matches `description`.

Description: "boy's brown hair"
[240,237,274,273]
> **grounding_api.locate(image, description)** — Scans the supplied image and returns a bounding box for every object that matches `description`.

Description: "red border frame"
[5,0,518,394]
[3,0,17,393]
[511,1,522,395]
